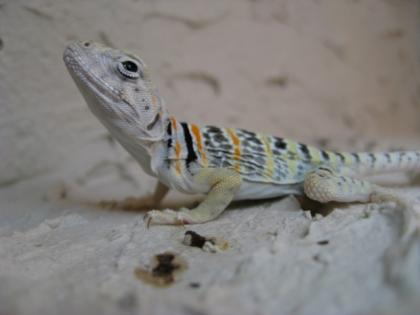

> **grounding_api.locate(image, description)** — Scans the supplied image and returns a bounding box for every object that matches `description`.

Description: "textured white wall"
[0,0,419,183]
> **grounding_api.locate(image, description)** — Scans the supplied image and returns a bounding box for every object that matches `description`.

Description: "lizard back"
[165,118,352,184]
[165,118,420,186]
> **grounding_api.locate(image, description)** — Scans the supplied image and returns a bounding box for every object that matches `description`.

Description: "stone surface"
[0,0,420,314]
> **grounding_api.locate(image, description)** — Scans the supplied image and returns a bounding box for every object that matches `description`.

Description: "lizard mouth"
[63,43,121,105]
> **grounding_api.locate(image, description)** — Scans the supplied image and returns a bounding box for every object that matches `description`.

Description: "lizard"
[63,41,420,227]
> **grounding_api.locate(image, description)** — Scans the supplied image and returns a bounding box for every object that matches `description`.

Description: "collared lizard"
[63,41,419,226]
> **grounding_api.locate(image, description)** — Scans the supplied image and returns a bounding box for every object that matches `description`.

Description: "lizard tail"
[349,151,420,174]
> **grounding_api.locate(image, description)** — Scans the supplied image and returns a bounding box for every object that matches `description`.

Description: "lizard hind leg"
[144,168,242,226]
[303,167,375,203]
[304,167,417,240]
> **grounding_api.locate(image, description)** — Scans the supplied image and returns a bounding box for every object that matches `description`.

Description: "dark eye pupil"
[122,61,138,73]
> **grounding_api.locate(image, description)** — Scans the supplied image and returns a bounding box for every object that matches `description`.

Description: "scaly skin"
[63,41,420,226]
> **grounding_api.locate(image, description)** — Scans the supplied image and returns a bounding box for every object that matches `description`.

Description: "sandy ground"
[1,0,420,314]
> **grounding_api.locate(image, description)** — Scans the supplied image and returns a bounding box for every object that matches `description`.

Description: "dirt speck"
[134,252,187,287]
[184,230,207,248]
[183,230,229,252]
[265,76,289,88]
[314,137,330,149]
[317,240,329,245]
[382,29,405,39]
[43,181,68,202]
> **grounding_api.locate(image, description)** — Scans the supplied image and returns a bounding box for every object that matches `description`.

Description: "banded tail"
[347,151,420,174]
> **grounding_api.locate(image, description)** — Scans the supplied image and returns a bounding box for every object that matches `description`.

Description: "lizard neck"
[100,116,169,177]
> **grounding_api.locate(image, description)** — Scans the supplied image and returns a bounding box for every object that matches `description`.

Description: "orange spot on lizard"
[170,117,182,175]
[227,128,241,172]
[190,124,207,165]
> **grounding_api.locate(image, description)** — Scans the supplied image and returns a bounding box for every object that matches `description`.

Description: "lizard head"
[63,41,168,143]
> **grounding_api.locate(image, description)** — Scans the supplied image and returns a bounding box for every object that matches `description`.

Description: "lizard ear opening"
[145,111,170,141]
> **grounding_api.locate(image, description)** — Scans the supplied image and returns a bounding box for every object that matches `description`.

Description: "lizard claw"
[144,209,193,226]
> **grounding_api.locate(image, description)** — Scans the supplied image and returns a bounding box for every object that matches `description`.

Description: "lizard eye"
[118,60,141,79]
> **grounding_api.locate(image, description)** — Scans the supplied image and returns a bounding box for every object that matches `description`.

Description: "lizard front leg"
[149,181,170,206]
[145,168,242,226]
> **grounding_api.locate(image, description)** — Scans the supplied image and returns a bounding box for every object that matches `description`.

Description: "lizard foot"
[144,208,193,227]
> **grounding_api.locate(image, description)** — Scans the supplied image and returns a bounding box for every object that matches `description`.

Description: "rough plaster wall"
[1,0,419,184]
[0,0,420,315]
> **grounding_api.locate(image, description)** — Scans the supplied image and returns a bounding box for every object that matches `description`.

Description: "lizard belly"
[234,180,303,201]
[159,160,303,199]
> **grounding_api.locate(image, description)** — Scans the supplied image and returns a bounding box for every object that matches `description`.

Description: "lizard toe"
[144,209,193,226]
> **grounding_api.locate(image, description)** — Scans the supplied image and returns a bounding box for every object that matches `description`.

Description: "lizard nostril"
[83,42,90,47]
